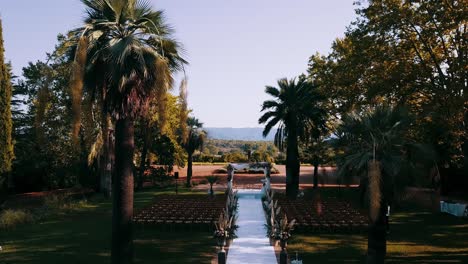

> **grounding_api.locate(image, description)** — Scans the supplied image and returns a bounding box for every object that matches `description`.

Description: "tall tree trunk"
[367,161,386,264]
[286,129,300,199]
[367,203,387,264]
[79,128,89,187]
[99,117,106,194]
[101,114,113,198]
[137,120,149,191]
[313,161,319,189]
[187,152,193,187]
[463,99,468,177]
[111,117,134,264]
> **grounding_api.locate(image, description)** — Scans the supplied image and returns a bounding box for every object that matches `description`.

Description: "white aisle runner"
[226,189,277,264]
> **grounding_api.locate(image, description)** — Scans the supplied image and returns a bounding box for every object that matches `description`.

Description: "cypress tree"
[0,17,14,191]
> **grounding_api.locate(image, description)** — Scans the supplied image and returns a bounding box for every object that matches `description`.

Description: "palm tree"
[70,1,186,263]
[259,77,326,198]
[205,175,219,196]
[332,105,434,264]
[183,117,206,187]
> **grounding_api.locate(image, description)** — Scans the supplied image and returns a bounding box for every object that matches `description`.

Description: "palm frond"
[264,86,280,98]
[262,116,281,137]
[260,100,279,112]
[258,110,278,125]
[73,0,187,122]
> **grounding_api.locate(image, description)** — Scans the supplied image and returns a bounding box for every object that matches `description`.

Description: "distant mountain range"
[205,127,275,141]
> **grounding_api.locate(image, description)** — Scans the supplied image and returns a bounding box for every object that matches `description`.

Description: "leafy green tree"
[259,77,326,198]
[0,18,14,193]
[136,93,167,190]
[71,1,186,263]
[135,91,187,189]
[358,0,466,169]
[152,133,176,173]
[11,38,86,192]
[332,105,434,263]
[308,0,467,188]
[183,117,206,186]
[301,137,333,188]
[250,144,275,163]
[162,93,188,167]
[223,151,248,163]
[241,143,254,161]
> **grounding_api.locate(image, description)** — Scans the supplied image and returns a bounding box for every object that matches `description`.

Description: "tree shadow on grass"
[1,214,112,264]
[0,188,217,264]
[287,234,367,263]
[285,200,468,264]
[134,230,216,264]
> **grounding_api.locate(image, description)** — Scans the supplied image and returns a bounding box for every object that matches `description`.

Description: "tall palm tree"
[259,77,326,198]
[70,1,186,263]
[332,105,434,264]
[183,117,206,187]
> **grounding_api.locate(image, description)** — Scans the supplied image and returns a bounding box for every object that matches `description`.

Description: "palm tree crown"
[185,117,206,153]
[71,0,186,124]
[259,77,326,147]
[259,77,326,197]
[333,105,433,189]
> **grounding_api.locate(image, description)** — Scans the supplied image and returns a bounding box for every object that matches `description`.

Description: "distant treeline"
[193,139,281,163]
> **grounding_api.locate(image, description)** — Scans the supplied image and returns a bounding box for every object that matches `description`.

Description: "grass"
[0,186,217,264]
[288,188,468,263]
[2,186,466,263]
[0,210,34,230]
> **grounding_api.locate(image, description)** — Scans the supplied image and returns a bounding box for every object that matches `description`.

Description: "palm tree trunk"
[101,114,113,198]
[367,203,387,264]
[286,129,300,199]
[313,161,319,189]
[367,161,386,264]
[463,85,468,174]
[463,108,468,174]
[111,117,134,264]
[137,120,149,190]
[187,152,193,187]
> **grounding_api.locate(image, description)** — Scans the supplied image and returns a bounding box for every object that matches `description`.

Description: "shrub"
[198,179,208,185]
[212,168,227,174]
[41,193,90,216]
[0,209,34,230]
[271,166,280,174]
[146,166,174,187]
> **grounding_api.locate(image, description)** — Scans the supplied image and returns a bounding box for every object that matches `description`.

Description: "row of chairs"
[133,194,226,230]
[276,197,367,233]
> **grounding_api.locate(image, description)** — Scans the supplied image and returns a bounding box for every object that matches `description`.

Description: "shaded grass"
[288,188,468,263]
[0,187,217,264]
[0,210,34,230]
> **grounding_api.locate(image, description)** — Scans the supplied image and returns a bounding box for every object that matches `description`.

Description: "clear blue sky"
[0,0,356,127]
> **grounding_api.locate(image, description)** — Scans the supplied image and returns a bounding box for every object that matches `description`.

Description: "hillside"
[205,127,275,141]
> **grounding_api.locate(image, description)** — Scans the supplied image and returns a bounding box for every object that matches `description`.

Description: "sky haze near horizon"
[1,0,356,127]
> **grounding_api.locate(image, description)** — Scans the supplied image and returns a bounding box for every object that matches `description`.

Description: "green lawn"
[2,187,467,263]
[288,188,468,263]
[0,187,217,264]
